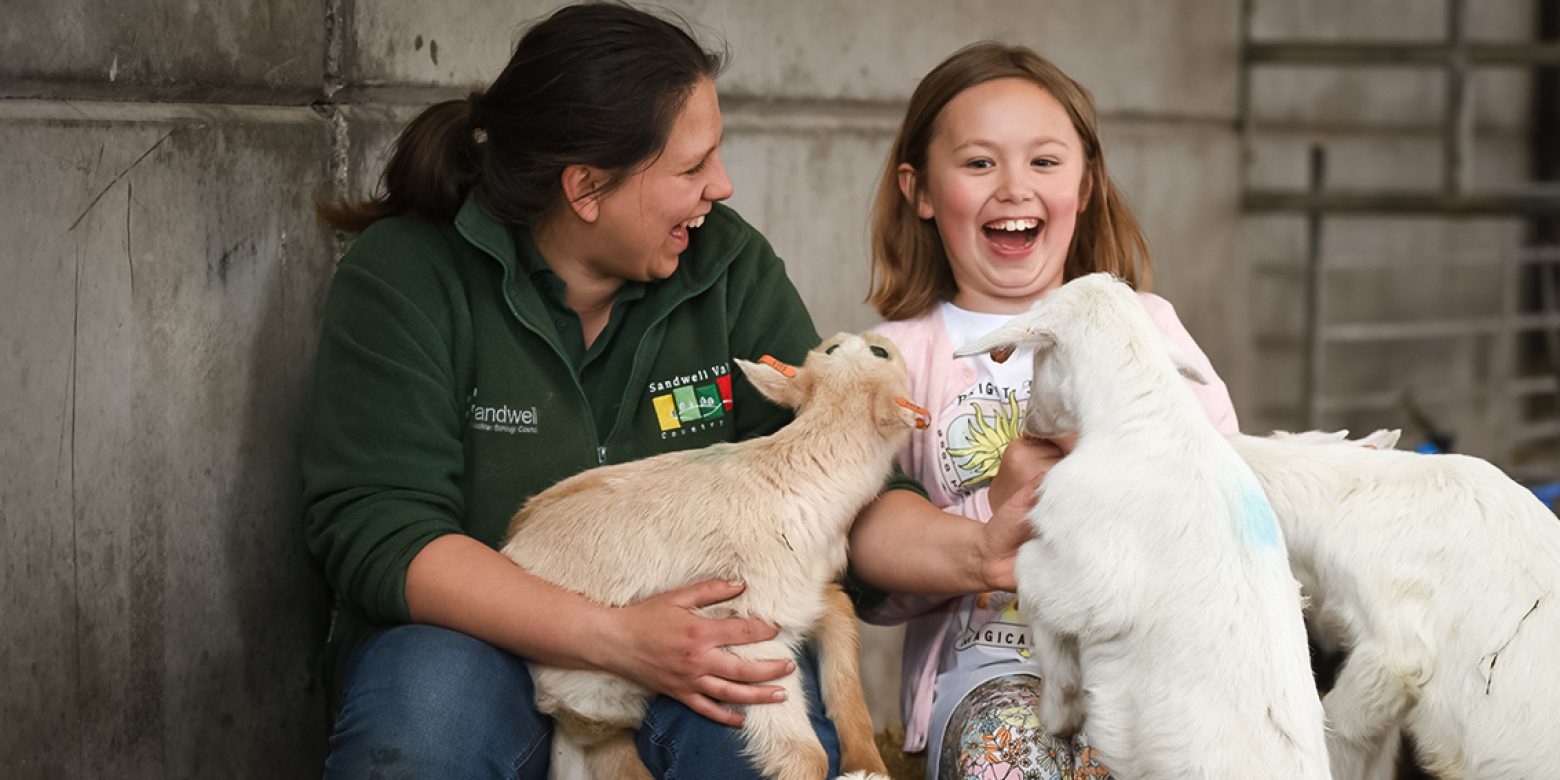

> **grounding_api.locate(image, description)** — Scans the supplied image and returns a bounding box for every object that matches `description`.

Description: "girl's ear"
[1077,168,1094,214]
[562,164,606,223]
[898,163,935,220]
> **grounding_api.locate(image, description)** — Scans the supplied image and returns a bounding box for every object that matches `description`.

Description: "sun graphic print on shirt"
[938,387,1025,495]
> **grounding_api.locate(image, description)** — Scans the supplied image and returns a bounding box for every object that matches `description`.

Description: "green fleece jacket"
[300,195,819,693]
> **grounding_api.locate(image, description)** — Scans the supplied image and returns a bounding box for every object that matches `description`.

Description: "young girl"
[848,43,1240,779]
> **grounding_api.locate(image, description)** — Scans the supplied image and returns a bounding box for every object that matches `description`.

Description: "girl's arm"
[849,467,1044,597]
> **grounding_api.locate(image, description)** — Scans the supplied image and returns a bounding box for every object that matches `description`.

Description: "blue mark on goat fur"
[1238,481,1281,548]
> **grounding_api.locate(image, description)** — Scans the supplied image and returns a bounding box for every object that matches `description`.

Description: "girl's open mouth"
[982,217,1040,253]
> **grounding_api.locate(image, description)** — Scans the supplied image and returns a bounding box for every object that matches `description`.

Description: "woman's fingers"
[681,691,746,727]
[704,648,794,684]
[668,577,747,609]
[705,614,781,647]
[696,674,788,706]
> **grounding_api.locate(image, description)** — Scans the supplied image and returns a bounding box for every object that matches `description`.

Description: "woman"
[302,4,840,776]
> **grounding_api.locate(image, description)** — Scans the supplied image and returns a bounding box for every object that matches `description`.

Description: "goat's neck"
[759,388,901,535]
[1064,341,1208,445]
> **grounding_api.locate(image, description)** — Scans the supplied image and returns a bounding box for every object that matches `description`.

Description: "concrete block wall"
[5,0,1260,773]
[1242,0,1540,460]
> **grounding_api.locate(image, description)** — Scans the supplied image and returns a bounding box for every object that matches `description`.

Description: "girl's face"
[588,77,733,282]
[903,78,1090,313]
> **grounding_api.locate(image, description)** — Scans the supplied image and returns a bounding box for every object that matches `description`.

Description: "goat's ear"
[735,357,809,409]
[953,316,1055,361]
[1160,334,1209,385]
[1357,428,1402,450]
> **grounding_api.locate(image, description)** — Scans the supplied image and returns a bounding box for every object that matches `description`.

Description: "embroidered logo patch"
[647,362,732,438]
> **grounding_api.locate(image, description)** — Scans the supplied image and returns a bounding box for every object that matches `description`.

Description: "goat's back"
[1234,436,1560,776]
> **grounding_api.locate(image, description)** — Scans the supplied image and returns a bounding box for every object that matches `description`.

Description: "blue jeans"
[323,624,841,779]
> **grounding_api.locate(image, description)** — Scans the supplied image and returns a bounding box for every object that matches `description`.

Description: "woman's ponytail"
[317,3,722,233]
[316,98,484,232]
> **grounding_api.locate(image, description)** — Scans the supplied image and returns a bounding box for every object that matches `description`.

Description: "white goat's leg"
[813,585,889,778]
[1031,623,1084,738]
[1359,725,1401,780]
[1323,640,1424,780]
[727,637,830,780]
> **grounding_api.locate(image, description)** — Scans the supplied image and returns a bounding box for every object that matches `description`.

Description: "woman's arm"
[405,534,793,727]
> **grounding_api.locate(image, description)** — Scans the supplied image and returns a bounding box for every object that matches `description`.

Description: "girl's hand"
[978,471,1044,591]
[978,436,1064,591]
[987,435,1064,510]
[597,578,794,727]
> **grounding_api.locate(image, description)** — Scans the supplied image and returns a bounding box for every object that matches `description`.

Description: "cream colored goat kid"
[955,274,1330,778]
[501,332,920,780]
[1233,430,1560,779]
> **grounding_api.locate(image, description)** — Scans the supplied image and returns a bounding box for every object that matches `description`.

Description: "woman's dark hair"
[319,2,725,232]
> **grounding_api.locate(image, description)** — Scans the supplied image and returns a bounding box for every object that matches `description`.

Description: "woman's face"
[588,77,733,282]
[904,78,1089,313]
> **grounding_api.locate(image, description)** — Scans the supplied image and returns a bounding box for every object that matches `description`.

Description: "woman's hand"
[595,578,794,727]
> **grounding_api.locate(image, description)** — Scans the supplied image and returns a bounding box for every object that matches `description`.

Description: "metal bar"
[1244,188,1560,214]
[1304,145,1328,429]
[1237,0,1257,169]
[1323,311,1560,342]
[1492,209,1519,457]
[1254,254,1521,272]
[1445,0,1471,197]
[1316,387,1489,413]
[1245,41,1560,67]
[1511,418,1560,441]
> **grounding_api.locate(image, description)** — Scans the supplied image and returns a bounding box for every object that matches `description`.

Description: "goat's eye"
[870,346,890,359]
[825,344,840,355]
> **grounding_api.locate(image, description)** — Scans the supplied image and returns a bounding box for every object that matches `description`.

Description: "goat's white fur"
[955,273,1329,778]
[501,332,911,780]
[1233,429,1560,779]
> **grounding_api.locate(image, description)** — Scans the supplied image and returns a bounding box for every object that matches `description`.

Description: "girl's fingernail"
[787,661,797,671]
[772,690,786,701]
[728,579,744,588]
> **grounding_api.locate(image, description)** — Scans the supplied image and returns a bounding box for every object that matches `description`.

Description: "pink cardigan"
[864,293,1240,751]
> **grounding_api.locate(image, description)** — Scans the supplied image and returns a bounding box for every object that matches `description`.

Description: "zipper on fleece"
[460,225,605,465]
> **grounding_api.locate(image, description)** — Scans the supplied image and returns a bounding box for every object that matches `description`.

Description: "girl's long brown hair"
[868,42,1151,321]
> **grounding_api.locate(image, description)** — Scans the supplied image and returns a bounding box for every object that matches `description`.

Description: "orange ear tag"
[757,355,796,378]
[988,345,1016,364]
[896,398,931,429]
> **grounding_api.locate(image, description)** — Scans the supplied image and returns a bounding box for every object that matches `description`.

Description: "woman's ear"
[898,163,934,220]
[562,164,606,223]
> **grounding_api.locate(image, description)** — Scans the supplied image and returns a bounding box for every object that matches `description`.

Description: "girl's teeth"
[987,218,1039,231]
[685,215,705,229]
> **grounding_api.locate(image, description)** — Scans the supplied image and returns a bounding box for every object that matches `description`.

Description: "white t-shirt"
[927,302,1048,771]
[933,302,1035,498]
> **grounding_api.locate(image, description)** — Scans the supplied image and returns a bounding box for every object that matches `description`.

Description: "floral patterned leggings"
[937,674,1113,780]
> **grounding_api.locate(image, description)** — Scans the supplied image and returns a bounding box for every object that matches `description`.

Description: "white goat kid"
[501,332,924,780]
[955,273,1329,779]
[1233,430,1560,779]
